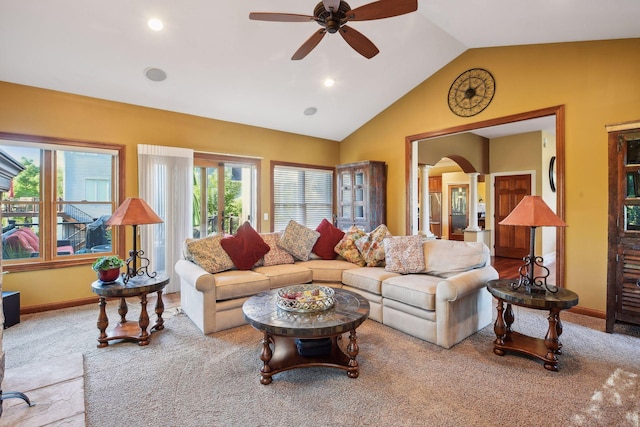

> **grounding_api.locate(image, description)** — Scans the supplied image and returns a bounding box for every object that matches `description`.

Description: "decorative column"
[466,172,481,232]
[420,166,435,238]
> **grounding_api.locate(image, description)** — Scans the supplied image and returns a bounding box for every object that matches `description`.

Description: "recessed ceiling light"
[144,67,167,82]
[324,78,335,88]
[304,107,318,116]
[147,18,164,31]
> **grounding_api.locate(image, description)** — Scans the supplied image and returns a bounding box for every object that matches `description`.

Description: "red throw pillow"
[220,222,270,270]
[312,219,345,260]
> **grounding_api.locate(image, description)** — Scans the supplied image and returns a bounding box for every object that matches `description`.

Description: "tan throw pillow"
[261,232,295,266]
[383,235,426,274]
[422,239,489,277]
[334,225,367,267]
[355,224,391,267]
[277,220,320,261]
[184,235,235,273]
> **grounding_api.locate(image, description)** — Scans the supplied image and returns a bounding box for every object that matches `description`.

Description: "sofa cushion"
[342,267,400,295]
[278,220,320,261]
[184,235,235,274]
[213,270,271,301]
[312,219,345,260]
[381,274,441,311]
[220,222,270,270]
[422,240,489,277]
[295,259,359,283]
[355,224,391,267]
[253,264,313,289]
[260,232,295,266]
[383,235,426,274]
[334,225,367,266]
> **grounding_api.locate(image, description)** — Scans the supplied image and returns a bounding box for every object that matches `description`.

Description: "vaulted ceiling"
[1,1,639,141]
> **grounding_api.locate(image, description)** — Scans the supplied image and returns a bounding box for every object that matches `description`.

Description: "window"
[1,134,124,271]
[272,162,333,231]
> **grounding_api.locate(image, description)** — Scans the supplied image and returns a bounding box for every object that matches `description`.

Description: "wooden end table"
[91,273,169,348]
[486,279,579,371]
[242,288,370,385]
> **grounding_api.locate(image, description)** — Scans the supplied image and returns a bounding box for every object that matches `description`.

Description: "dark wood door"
[494,174,531,258]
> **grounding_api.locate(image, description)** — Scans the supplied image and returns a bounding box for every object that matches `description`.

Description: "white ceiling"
[1,1,639,141]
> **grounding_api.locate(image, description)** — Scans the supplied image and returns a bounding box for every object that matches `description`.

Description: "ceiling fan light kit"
[249,0,418,60]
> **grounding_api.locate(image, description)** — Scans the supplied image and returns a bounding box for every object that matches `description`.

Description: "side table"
[91,273,169,347]
[486,279,579,371]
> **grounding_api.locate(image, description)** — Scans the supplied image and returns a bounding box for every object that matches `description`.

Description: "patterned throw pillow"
[312,218,345,260]
[184,235,235,274]
[220,222,271,270]
[334,225,367,266]
[355,224,391,267]
[277,220,320,261]
[261,232,295,266]
[383,235,426,274]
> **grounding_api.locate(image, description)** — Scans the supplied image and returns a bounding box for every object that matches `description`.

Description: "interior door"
[448,184,468,241]
[494,174,531,258]
[193,160,257,238]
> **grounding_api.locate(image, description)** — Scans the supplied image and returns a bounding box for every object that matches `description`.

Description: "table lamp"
[498,195,567,294]
[105,197,163,283]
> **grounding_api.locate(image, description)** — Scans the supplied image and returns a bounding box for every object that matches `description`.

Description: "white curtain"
[138,144,193,294]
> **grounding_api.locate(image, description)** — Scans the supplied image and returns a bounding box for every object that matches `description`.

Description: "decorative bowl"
[276,284,335,313]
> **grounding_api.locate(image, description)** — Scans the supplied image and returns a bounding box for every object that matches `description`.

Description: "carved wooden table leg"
[504,303,514,335]
[118,297,128,324]
[260,332,274,385]
[153,290,165,331]
[543,308,560,371]
[138,293,150,346]
[346,329,360,378]
[555,311,564,355]
[97,297,109,348]
[493,298,506,354]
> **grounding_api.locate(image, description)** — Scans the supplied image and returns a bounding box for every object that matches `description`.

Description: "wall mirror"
[405,105,565,286]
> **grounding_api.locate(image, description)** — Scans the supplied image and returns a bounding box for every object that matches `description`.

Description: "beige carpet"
[2,298,640,426]
[0,352,85,426]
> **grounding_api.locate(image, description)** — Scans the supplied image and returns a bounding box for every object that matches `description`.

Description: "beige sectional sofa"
[175,237,499,349]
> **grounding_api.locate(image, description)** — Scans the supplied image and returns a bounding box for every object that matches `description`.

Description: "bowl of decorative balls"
[276,284,335,313]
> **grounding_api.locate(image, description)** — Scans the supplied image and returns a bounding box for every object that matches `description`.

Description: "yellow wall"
[0,82,339,308]
[340,38,640,313]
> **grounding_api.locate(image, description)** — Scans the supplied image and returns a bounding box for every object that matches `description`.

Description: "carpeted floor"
[2,296,640,426]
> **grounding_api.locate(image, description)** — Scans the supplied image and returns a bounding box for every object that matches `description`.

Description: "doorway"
[193,154,259,238]
[448,184,469,240]
[406,105,566,286]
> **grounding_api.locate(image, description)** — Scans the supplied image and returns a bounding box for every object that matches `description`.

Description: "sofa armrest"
[175,259,217,294]
[436,265,499,302]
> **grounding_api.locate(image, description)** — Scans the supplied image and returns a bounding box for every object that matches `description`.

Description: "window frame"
[0,131,125,273]
[271,161,335,232]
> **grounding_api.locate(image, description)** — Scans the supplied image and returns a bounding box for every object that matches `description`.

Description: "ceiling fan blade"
[338,25,379,59]
[292,29,327,60]
[322,0,341,13]
[347,0,418,21]
[249,12,315,23]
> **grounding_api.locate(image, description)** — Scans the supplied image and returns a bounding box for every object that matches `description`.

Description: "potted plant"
[92,255,125,282]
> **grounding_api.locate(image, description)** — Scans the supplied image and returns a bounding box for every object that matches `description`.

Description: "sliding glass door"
[193,155,257,238]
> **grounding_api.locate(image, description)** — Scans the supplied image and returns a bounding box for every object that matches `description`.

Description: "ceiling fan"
[249,0,418,60]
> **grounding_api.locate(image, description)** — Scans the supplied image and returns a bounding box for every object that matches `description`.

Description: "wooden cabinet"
[336,161,386,232]
[607,123,640,332]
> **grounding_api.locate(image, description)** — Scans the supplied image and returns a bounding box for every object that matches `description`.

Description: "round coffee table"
[242,287,370,384]
[91,273,169,348]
